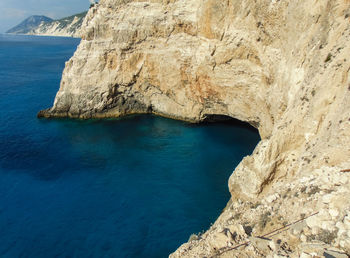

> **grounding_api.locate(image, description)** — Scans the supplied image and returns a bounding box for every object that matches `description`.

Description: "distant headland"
[6,11,87,38]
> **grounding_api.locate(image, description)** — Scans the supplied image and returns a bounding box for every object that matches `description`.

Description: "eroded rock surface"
[39,0,350,256]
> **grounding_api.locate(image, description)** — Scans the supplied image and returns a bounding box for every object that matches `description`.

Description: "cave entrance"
[202,114,259,133]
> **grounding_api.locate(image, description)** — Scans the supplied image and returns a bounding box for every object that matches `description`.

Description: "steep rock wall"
[39,0,350,256]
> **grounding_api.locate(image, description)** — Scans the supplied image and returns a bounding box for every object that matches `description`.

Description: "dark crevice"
[201,114,259,133]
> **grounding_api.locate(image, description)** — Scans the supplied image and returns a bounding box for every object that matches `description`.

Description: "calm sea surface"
[0,34,260,258]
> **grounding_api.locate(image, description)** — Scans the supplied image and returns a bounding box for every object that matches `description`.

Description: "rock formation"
[39,0,350,256]
[7,12,87,38]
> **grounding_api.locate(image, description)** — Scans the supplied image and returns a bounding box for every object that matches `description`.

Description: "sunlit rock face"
[39,0,350,256]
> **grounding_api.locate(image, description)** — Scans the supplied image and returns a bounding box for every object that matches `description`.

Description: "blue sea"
[0,34,260,258]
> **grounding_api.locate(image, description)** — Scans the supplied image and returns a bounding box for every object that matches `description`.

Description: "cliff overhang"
[39,0,350,256]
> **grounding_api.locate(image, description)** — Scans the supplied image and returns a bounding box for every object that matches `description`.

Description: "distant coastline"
[5,32,80,39]
[1,33,81,40]
[6,12,87,38]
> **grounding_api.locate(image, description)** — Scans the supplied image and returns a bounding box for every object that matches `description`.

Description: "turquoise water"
[0,34,260,257]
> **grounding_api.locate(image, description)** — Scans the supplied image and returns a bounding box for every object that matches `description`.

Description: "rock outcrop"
[7,12,87,38]
[39,0,350,256]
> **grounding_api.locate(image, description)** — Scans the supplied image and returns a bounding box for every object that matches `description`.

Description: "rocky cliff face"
[39,0,350,256]
[7,12,87,38]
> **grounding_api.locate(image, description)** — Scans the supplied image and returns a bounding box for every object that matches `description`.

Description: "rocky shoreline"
[171,166,350,257]
[40,0,350,256]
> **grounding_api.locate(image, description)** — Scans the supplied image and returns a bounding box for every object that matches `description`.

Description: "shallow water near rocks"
[0,34,260,257]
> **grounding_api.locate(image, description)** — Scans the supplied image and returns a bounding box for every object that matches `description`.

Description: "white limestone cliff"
[39,0,350,256]
[8,12,87,38]
[30,13,86,38]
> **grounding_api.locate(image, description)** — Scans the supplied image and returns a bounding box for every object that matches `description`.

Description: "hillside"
[6,12,87,38]
[6,16,53,34]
